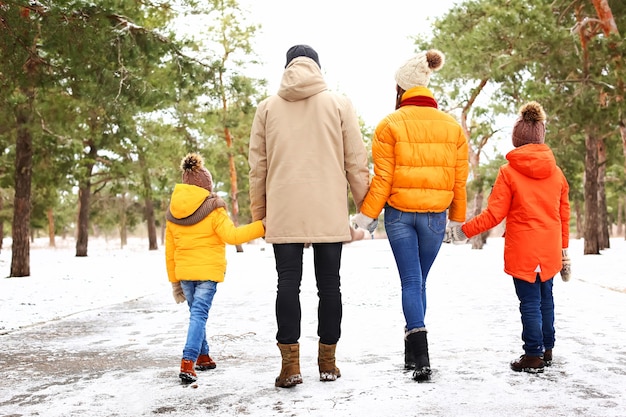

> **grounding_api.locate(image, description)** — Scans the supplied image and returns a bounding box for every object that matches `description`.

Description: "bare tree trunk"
[225,127,243,253]
[591,0,620,36]
[144,197,158,250]
[591,0,622,242]
[138,153,158,250]
[0,197,4,252]
[119,193,127,249]
[575,199,584,240]
[75,145,96,257]
[616,196,624,238]
[76,185,91,257]
[470,190,486,249]
[617,119,626,239]
[10,84,34,277]
[47,208,55,247]
[597,139,609,249]
[459,79,490,250]
[583,132,600,254]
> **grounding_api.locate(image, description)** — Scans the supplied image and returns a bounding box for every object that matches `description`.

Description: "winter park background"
[0,235,625,417]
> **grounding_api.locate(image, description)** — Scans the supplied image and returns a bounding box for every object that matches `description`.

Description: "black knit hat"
[285,44,320,68]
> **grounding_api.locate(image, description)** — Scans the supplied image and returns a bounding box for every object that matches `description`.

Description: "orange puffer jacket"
[461,144,570,282]
[360,86,469,222]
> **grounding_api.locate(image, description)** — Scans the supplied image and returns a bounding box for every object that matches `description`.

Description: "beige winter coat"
[248,57,370,244]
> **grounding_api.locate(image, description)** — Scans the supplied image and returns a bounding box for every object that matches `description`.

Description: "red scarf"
[399,96,438,109]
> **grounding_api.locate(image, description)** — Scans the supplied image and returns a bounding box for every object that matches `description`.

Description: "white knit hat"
[394,49,446,91]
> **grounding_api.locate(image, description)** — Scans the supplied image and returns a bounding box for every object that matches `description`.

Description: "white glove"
[560,249,571,282]
[352,213,378,234]
[444,221,467,244]
[171,282,186,304]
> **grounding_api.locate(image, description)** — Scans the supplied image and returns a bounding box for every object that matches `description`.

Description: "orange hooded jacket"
[461,144,570,282]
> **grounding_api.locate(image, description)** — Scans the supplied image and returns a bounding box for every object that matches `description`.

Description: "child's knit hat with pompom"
[181,153,213,192]
[512,101,546,148]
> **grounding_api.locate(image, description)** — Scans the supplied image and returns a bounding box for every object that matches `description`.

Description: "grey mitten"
[171,282,186,303]
[560,249,571,282]
[444,222,467,244]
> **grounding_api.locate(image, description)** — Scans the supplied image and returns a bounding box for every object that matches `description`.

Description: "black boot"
[407,330,432,382]
[404,338,416,370]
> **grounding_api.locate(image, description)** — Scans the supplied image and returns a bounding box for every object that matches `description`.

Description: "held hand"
[366,218,379,234]
[352,213,378,234]
[560,249,571,282]
[444,222,467,244]
[171,282,186,304]
[348,226,366,242]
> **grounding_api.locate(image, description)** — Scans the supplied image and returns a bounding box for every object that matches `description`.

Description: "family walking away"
[248,44,370,388]
[446,101,571,373]
[165,153,265,384]
[353,49,469,382]
[163,47,568,390]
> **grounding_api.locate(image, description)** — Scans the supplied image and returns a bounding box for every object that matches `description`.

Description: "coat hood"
[167,184,227,226]
[169,184,209,218]
[277,57,327,102]
[506,143,556,180]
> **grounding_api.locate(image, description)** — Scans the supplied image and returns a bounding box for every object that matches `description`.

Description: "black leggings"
[273,242,343,345]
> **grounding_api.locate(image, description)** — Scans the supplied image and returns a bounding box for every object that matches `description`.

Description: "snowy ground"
[0,236,625,417]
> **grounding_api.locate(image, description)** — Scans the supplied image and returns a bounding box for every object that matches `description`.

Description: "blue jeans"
[384,207,446,331]
[180,280,218,361]
[273,243,343,345]
[513,274,555,356]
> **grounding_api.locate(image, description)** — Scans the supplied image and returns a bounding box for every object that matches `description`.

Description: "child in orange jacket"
[447,101,570,373]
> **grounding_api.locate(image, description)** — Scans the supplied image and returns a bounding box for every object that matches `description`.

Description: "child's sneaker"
[196,354,217,371]
[179,359,197,383]
[510,355,545,373]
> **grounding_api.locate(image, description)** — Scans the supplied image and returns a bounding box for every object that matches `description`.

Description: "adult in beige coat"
[248,44,370,388]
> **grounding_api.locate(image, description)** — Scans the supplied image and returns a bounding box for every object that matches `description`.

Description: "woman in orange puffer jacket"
[353,49,469,382]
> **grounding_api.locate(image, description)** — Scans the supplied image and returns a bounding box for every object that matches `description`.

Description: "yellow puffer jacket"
[165,184,265,283]
[360,87,469,222]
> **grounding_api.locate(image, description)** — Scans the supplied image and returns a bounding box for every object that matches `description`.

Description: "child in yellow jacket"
[165,153,264,384]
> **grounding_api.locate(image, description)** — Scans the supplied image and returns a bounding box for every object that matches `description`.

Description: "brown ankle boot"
[318,342,341,381]
[275,343,303,388]
[543,349,553,367]
[196,354,216,371]
[510,355,545,373]
[179,359,197,383]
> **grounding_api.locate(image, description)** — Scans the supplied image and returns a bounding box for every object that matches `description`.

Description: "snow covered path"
[1,237,625,416]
